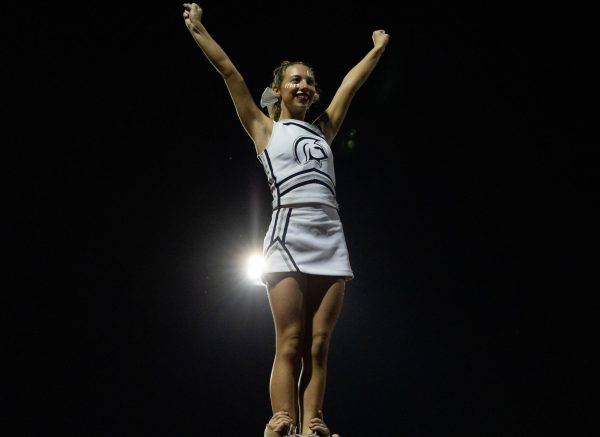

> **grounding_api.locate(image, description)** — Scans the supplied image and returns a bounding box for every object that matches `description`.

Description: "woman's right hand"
[182,3,203,29]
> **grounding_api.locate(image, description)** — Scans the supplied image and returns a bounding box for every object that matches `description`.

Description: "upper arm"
[314,81,358,144]
[222,68,273,153]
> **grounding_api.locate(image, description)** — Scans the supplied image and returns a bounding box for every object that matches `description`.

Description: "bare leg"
[299,275,345,435]
[267,273,308,430]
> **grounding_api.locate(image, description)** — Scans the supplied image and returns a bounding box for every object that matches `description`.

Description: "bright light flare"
[246,253,265,285]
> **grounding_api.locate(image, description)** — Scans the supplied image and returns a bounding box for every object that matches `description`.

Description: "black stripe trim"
[270,207,281,244]
[282,243,301,272]
[282,208,293,243]
[263,151,281,208]
[280,179,336,197]
[282,121,325,139]
[277,167,335,186]
[265,238,300,272]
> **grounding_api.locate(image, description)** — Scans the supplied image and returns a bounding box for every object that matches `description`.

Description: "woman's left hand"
[372,29,390,49]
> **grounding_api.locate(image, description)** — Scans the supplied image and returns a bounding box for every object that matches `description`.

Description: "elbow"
[220,64,241,81]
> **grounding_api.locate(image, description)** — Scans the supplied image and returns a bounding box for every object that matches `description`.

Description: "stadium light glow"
[246,253,265,285]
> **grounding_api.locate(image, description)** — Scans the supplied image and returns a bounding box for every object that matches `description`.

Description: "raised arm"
[314,30,390,144]
[182,3,272,152]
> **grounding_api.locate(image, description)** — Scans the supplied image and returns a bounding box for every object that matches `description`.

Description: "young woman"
[182,4,389,436]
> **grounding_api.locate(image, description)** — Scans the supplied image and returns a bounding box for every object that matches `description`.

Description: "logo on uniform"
[293,136,328,167]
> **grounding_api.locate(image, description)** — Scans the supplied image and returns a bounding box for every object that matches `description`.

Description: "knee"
[277,333,304,362]
[310,332,332,363]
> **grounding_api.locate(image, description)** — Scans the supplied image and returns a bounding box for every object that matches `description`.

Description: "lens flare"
[246,254,265,284]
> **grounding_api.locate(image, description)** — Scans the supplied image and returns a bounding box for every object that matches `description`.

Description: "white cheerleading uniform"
[257,119,354,282]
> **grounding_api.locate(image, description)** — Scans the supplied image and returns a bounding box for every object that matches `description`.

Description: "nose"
[299,79,311,90]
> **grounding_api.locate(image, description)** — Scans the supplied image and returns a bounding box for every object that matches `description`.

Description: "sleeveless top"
[257,119,339,210]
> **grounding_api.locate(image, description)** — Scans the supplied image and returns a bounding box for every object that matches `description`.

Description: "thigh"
[307,276,345,334]
[267,272,308,335]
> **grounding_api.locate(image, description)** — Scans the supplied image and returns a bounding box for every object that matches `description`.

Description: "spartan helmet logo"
[293,136,328,167]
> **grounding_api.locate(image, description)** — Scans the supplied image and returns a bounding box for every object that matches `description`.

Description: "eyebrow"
[289,75,315,81]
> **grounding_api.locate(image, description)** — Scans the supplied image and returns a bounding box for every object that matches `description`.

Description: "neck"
[280,108,307,121]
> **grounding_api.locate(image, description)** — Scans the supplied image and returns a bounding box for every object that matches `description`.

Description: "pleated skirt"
[261,204,354,282]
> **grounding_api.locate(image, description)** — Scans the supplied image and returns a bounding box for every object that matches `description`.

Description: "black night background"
[7,2,597,436]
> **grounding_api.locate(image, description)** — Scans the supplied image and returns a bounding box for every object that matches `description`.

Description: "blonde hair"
[268,60,320,121]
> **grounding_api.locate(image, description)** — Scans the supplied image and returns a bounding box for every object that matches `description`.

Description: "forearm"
[187,22,236,78]
[341,45,386,91]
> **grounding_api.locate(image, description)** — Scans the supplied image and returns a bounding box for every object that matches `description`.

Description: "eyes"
[288,75,316,87]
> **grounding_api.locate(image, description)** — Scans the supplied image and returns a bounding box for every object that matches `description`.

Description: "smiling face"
[275,63,318,119]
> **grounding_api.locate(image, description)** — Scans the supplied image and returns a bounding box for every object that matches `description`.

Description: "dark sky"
[9,2,597,436]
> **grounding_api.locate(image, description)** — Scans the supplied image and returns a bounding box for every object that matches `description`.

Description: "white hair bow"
[260,87,279,113]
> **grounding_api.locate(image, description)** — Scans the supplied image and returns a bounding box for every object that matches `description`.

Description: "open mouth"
[295,93,310,103]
